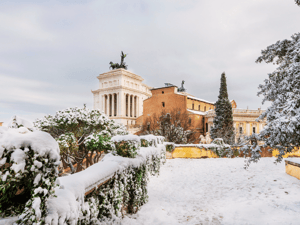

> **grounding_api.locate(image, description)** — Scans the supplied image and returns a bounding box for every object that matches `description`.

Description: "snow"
[122,158,300,225]
[111,134,140,142]
[0,217,18,225]
[6,115,34,129]
[285,158,300,165]
[176,93,215,105]
[44,144,165,224]
[175,142,230,149]
[187,109,207,115]
[0,128,60,162]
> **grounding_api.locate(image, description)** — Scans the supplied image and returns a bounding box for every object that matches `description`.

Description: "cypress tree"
[210,72,234,144]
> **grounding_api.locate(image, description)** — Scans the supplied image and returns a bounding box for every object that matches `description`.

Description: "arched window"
[198,105,200,111]
[189,118,192,124]
[162,102,165,107]
[162,91,164,94]
[204,106,206,111]
[192,103,194,110]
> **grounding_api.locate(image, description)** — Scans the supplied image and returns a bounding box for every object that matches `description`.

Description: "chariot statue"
[109,51,128,70]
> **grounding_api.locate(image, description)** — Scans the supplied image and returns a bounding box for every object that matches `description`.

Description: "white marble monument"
[92,68,152,132]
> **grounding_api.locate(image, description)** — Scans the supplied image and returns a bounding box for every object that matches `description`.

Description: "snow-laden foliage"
[34,107,128,172]
[296,0,300,6]
[7,115,35,131]
[164,142,175,152]
[254,32,300,162]
[43,135,166,224]
[211,72,234,144]
[0,126,60,224]
[111,135,141,158]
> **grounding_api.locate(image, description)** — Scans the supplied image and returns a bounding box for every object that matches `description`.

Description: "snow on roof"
[176,93,215,104]
[187,109,207,116]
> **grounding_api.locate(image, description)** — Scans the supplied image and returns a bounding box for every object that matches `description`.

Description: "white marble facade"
[92,69,152,130]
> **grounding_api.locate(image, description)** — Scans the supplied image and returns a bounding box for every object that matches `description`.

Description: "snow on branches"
[34,107,128,173]
[0,126,60,224]
[255,33,300,162]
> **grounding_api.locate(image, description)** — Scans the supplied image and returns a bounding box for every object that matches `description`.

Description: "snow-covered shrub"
[34,107,128,172]
[7,115,35,131]
[209,138,231,157]
[164,142,175,152]
[44,136,166,224]
[139,135,158,148]
[0,126,60,224]
[111,135,140,158]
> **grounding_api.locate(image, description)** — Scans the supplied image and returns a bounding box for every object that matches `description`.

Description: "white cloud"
[0,0,299,121]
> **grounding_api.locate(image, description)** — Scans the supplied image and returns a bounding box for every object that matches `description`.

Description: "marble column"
[112,93,115,117]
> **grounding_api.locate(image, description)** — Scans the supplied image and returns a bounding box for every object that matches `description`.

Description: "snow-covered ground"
[122,158,300,225]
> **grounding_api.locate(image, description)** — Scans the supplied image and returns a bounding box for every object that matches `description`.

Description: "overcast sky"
[1,0,300,123]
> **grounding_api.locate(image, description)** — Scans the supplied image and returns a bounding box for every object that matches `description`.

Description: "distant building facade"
[92,69,152,133]
[206,106,266,139]
[136,85,215,137]
[92,69,266,140]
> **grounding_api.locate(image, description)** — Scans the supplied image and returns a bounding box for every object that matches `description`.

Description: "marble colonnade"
[102,93,139,118]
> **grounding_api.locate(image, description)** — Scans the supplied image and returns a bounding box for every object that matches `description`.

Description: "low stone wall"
[172,146,218,158]
[285,160,300,180]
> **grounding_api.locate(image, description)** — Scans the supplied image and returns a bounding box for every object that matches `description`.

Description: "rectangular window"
[253,127,256,133]
[189,118,191,124]
[162,102,165,107]
[239,127,243,134]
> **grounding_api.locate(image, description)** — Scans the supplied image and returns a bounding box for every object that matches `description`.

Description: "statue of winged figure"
[109,51,128,70]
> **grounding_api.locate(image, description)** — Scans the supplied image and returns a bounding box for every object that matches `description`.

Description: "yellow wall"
[172,147,218,158]
[272,147,300,158]
[186,98,214,112]
[286,163,300,180]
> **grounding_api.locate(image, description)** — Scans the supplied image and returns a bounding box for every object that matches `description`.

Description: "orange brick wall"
[141,86,213,139]
[143,86,187,118]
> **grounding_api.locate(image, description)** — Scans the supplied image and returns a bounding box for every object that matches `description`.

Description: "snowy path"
[122,158,300,225]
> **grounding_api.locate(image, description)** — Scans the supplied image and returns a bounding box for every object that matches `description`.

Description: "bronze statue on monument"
[109,51,128,70]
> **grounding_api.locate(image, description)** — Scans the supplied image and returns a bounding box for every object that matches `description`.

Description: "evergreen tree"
[210,72,234,144]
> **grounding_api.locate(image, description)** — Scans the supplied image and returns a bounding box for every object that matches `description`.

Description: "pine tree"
[210,72,234,144]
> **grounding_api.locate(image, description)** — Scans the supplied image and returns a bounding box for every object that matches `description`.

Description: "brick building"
[136,84,215,137]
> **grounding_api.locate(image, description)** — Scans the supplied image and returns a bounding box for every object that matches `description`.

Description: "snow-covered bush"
[164,142,175,152]
[209,138,231,157]
[0,126,60,224]
[34,107,128,172]
[44,135,166,224]
[139,135,159,147]
[7,115,35,131]
[111,135,140,158]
